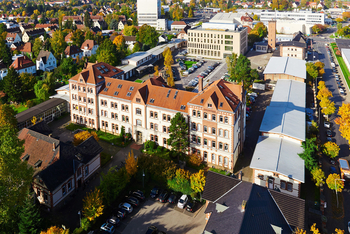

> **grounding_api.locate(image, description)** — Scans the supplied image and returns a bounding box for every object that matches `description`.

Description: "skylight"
[104,88,108,92]
[107,82,111,87]
[174,91,178,99]
[126,92,132,96]
[114,91,119,96]
[118,84,122,89]
[219,102,223,107]
[180,105,186,110]
[200,99,204,104]
[150,98,155,103]
[129,86,134,91]
[166,89,171,98]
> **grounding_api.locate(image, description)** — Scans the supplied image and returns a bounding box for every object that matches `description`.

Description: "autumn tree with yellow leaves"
[51,30,67,57]
[322,142,340,158]
[73,131,99,146]
[335,103,350,144]
[190,170,206,194]
[310,167,325,187]
[82,188,104,221]
[40,226,69,234]
[317,81,336,118]
[295,223,344,234]
[113,35,126,51]
[125,150,138,177]
[326,173,344,192]
[154,65,159,77]
[163,47,175,87]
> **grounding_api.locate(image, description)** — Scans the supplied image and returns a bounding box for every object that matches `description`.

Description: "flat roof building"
[264,57,306,82]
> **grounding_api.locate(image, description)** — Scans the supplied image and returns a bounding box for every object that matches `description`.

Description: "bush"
[100,152,111,167]
[188,153,202,167]
[144,140,157,152]
[209,168,231,176]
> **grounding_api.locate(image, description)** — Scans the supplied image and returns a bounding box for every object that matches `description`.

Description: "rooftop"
[209,12,238,24]
[122,51,151,64]
[263,57,306,79]
[250,136,305,183]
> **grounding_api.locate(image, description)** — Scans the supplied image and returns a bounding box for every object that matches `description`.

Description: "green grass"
[11,105,28,114]
[209,167,231,176]
[184,61,197,69]
[135,79,144,83]
[330,42,350,89]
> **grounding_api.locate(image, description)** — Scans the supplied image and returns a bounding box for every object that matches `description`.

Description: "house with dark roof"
[62,16,83,26]
[22,28,45,42]
[10,55,36,74]
[36,50,57,72]
[81,39,99,57]
[203,171,305,234]
[279,41,307,60]
[18,128,103,209]
[177,25,191,40]
[65,45,83,59]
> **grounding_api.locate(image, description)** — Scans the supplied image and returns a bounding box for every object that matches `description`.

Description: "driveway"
[119,199,206,234]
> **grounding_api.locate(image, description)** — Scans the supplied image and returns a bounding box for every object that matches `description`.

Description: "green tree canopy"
[298,138,318,171]
[18,192,42,234]
[124,25,138,36]
[50,30,67,56]
[167,112,189,156]
[96,39,120,66]
[136,24,159,48]
[84,11,92,28]
[71,29,85,47]
[34,80,50,101]
[226,53,257,89]
[3,67,23,102]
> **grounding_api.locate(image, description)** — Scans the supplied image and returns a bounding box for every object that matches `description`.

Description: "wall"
[280,46,305,60]
[264,73,305,83]
[253,169,301,197]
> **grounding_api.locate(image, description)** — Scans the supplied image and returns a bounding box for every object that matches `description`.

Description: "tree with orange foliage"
[188,153,202,167]
[40,226,69,234]
[113,35,126,50]
[73,131,99,146]
[125,150,138,177]
[335,103,350,144]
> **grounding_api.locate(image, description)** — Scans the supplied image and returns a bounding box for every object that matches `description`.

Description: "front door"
[136,131,142,143]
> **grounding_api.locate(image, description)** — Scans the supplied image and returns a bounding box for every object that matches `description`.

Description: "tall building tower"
[137,0,161,28]
[268,20,276,50]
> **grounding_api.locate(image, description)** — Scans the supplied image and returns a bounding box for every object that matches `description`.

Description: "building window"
[68,181,72,191]
[150,123,154,129]
[280,180,286,190]
[191,122,196,130]
[193,110,196,116]
[224,157,228,166]
[163,138,167,145]
[85,165,89,176]
[197,111,201,118]
[167,115,171,121]
[155,124,158,131]
[212,114,216,121]
[122,105,125,111]
[150,111,154,118]
[224,117,228,124]
[154,112,158,119]
[212,154,215,163]
[163,114,166,121]
[136,108,141,115]
[204,126,207,133]
[163,126,167,133]
[136,119,142,126]
[212,128,216,135]
[154,135,158,142]
[204,152,207,161]
[219,116,223,123]
[126,116,129,122]
[212,141,216,148]
[197,137,201,144]
[224,144,228,151]
[219,156,222,165]
[204,138,207,146]
[62,186,66,196]
[204,112,207,119]
[224,130,228,138]
[125,106,129,112]
[219,142,223,150]
[219,129,223,137]
[287,183,293,192]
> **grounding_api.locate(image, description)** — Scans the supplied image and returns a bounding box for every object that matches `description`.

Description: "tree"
[0,40,12,66]
[40,226,69,234]
[253,15,259,21]
[298,138,318,171]
[0,125,33,232]
[163,47,174,67]
[34,80,50,101]
[60,57,77,76]
[336,18,343,23]
[82,188,104,221]
[124,25,138,36]
[96,39,120,66]
[154,65,159,76]
[226,53,255,89]
[322,142,340,158]
[125,150,138,177]
[166,68,175,87]
[188,153,202,167]
[167,112,189,156]
[335,103,350,144]
[311,223,320,234]
[335,229,345,234]
[32,38,43,58]
[50,30,67,56]
[20,72,36,96]
[314,61,325,77]
[0,104,17,129]
[311,167,325,187]
[18,192,42,234]
[3,67,23,102]
[84,11,92,28]
[85,30,95,40]
[109,19,118,30]
[73,131,99,146]
[326,173,344,192]
[132,42,141,53]
[306,62,319,80]
[190,170,206,194]
[317,87,332,100]
[136,24,159,48]
[113,35,126,50]
[188,8,194,18]
[71,29,85,47]
[167,168,193,195]
[320,98,336,116]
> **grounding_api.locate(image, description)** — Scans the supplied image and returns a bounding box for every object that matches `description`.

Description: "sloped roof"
[10,55,35,70]
[123,36,136,42]
[65,32,73,42]
[25,28,45,36]
[28,121,53,136]
[81,39,96,50]
[63,15,82,21]
[35,23,58,29]
[18,42,33,53]
[171,21,186,26]
[65,45,83,56]
[36,50,52,63]
[6,32,18,40]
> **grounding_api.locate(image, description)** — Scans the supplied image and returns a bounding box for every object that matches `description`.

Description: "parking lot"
[115,199,206,234]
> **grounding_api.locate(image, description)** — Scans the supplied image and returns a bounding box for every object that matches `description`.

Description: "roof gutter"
[267,190,293,232]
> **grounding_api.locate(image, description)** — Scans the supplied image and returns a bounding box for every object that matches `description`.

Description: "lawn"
[184,61,197,69]
[12,105,28,113]
[135,79,144,83]
[330,42,350,89]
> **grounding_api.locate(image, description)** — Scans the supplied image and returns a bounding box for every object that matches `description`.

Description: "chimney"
[198,77,203,92]
[52,142,56,151]
[268,20,276,50]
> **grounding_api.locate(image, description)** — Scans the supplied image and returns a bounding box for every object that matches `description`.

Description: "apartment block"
[187,22,248,59]
[69,62,246,172]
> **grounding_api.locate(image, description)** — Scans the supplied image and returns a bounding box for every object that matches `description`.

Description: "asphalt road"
[312,35,350,232]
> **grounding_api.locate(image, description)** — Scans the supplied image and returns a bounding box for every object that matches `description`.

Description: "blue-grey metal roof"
[263,57,306,79]
[342,49,350,64]
[250,136,305,183]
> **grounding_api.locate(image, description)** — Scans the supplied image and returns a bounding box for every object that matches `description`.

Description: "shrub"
[188,153,202,167]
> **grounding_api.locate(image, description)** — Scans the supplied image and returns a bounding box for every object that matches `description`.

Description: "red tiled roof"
[65,45,83,56]
[10,56,35,70]
[81,39,96,50]
[171,21,187,26]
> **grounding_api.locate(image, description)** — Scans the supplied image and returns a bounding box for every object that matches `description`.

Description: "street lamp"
[78,211,81,227]
[335,178,345,208]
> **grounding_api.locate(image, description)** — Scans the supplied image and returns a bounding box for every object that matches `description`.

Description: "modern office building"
[187,22,248,59]
[137,0,167,30]
[260,10,325,25]
[69,62,246,172]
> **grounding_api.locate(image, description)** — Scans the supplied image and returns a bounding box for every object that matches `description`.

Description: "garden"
[184,60,197,69]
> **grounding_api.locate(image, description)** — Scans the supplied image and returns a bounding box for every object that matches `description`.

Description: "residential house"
[81,40,98,57]
[93,20,107,30]
[118,20,127,31]
[62,16,83,25]
[292,2,300,8]
[65,32,73,43]
[263,57,306,82]
[35,24,59,32]
[10,55,36,74]
[240,14,254,27]
[177,25,191,40]
[250,79,306,197]
[19,24,34,33]
[69,63,246,172]
[65,45,83,60]
[16,42,33,59]
[22,28,46,42]
[0,61,8,80]
[18,127,102,209]
[279,41,307,60]
[202,171,306,233]
[5,32,21,46]
[158,34,168,43]
[171,21,187,31]
[123,36,139,50]
[36,50,57,72]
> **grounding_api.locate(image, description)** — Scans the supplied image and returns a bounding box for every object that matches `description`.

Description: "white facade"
[18,65,36,75]
[137,0,161,28]
[36,52,57,72]
[82,44,98,57]
[342,49,350,73]
[0,68,7,80]
[157,18,167,30]
[264,20,313,35]
[260,11,325,25]
[67,51,83,59]
[6,33,21,46]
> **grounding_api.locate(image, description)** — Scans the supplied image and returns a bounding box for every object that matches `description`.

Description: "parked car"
[248,92,258,98]
[326,130,332,137]
[183,70,189,75]
[340,88,345,95]
[115,208,127,220]
[324,122,331,128]
[329,166,337,174]
[107,215,120,226]
[186,200,195,212]
[177,194,188,209]
[167,193,177,204]
[118,202,133,213]
[158,190,169,203]
[145,226,158,234]
[125,196,140,207]
[174,76,181,81]
[100,223,116,234]
[132,190,146,201]
[150,186,160,199]
[336,77,340,81]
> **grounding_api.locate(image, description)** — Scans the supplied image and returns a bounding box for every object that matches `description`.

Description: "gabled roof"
[21,24,34,30]
[90,15,103,21]
[63,15,82,21]
[189,79,242,112]
[203,171,305,234]
[28,121,53,136]
[65,45,83,56]
[25,28,45,36]
[280,41,306,48]
[263,57,306,79]
[35,23,58,29]
[6,32,19,40]
[123,36,136,42]
[36,50,52,63]
[10,55,35,70]
[81,39,96,50]
[171,21,186,26]
[65,32,73,42]
[18,42,33,53]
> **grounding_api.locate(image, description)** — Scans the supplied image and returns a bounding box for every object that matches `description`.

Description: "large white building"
[260,10,325,25]
[137,0,167,30]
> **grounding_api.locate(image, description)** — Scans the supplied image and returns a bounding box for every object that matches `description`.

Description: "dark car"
[186,200,195,212]
[174,76,181,81]
[329,166,337,174]
[326,130,332,137]
[107,215,121,226]
[115,208,127,219]
[150,186,160,199]
[125,196,140,207]
[158,190,169,203]
[167,193,177,204]
[132,190,146,201]
[145,225,158,234]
